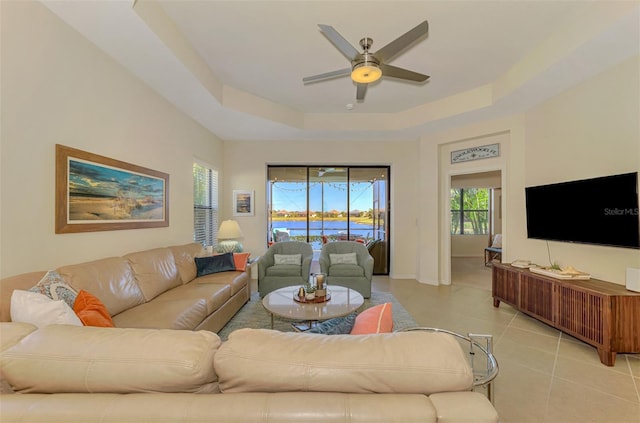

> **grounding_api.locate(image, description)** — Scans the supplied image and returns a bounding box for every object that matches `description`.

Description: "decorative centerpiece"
[314,273,327,298]
[293,279,331,303]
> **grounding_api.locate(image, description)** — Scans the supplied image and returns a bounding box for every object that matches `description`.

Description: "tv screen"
[525,172,639,249]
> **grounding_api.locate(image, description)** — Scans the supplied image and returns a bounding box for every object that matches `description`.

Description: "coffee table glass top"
[262,285,364,323]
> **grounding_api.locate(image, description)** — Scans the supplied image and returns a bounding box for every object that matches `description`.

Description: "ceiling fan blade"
[380,64,429,82]
[318,24,360,61]
[303,68,351,85]
[356,83,368,100]
[375,20,429,63]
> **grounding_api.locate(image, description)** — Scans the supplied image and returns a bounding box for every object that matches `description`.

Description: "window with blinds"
[193,162,218,247]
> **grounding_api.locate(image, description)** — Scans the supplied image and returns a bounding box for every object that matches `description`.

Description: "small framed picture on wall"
[233,190,254,216]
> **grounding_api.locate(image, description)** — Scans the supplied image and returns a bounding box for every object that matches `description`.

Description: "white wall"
[519,55,640,284]
[222,140,420,279]
[0,1,224,277]
[419,56,639,286]
[451,235,487,258]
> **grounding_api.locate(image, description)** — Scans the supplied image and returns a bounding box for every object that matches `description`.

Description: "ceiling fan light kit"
[351,63,382,84]
[303,20,430,101]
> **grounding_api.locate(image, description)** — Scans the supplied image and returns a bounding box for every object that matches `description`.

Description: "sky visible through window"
[272,182,374,212]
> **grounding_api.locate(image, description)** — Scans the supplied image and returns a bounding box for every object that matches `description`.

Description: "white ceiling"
[42,1,639,142]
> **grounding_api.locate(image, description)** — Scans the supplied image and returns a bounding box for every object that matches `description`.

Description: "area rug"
[217,290,418,341]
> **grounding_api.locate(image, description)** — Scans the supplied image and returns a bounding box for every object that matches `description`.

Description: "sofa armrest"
[361,254,374,279]
[257,255,275,280]
[301,255,313,278]
[318,246,332,274]
[430,392,499,423]
[0,271,47,322]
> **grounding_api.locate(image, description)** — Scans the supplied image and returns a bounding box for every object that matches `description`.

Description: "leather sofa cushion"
[0,325,220,394]
[155,282,231,315]
[57,257,145,317]
[112,298,208,330]
[125,248,182,301]
[1,392,440,423]
[430,392,500,423]
[196,270,248,296]
[169,243,206,284]
[215,329,473,395]
[0,322,37,351]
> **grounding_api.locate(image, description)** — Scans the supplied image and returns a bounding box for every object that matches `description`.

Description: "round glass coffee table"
[262,285,364,330]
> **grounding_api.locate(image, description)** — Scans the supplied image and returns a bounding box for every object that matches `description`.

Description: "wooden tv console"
[492,262,640,366]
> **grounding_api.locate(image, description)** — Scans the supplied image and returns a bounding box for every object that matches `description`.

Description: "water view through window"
[267,166,390,274]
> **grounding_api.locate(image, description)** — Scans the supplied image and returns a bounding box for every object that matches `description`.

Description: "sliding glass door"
[267,165,390,274]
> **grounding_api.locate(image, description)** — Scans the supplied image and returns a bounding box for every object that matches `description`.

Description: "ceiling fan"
[302,20,430,101]
[317,167,345,177]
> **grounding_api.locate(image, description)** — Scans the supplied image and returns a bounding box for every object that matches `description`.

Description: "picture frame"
[55,144,169,233]
[233,190,254,216]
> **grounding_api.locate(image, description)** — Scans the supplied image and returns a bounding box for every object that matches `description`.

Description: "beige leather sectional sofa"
[0,243,250,332]
[0,324,500,422]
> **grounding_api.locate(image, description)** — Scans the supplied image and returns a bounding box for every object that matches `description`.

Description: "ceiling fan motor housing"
[352,52,380,69]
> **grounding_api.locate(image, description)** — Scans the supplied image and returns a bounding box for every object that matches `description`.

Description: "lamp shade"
[217,220,243,240]
[216,220,243,253]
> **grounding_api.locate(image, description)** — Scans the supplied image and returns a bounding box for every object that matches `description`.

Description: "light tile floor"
[377,257,640,423]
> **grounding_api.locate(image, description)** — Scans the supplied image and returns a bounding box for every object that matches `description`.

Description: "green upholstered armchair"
[257,241,313,297]
[319,241,373,298]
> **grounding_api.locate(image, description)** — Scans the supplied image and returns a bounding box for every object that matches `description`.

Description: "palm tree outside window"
[450,188,489,235]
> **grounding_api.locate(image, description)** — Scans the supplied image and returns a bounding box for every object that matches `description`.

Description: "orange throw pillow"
[350,302,393,334]
[233,252,251,271]
[73,290,115,327]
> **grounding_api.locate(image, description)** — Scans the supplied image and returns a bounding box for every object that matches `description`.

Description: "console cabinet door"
[556,284,606,348]
[492,265,519,307]
[520,275,555,325]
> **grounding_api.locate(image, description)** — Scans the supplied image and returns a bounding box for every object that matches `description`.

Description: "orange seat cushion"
[73,290,115,327]
[350,302,393,334]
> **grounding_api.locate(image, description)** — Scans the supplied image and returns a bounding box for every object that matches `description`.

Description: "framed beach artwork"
[232,190,254,216]
[55,144,169,233]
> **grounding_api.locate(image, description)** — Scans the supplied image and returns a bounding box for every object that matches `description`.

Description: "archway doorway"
[449,170,502,290]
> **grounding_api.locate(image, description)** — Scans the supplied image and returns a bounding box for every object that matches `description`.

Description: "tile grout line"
[628,355,640,404]
[494,308,519,347]
[542,331,562,423]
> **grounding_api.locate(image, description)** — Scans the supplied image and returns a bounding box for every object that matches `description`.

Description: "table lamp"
[216,220,244,253]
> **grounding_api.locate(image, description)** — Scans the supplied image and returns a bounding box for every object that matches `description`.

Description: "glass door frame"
[267,165,390,275]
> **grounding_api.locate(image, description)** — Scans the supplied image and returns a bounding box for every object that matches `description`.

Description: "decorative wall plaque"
[451,143,500,164]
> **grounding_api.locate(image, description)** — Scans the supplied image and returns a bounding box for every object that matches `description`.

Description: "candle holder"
[314,273,327,297]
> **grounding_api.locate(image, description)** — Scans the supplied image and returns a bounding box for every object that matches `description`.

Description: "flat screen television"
[525,172,639,249]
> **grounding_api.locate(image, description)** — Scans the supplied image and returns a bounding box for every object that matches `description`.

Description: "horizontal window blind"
[193,162,218,247]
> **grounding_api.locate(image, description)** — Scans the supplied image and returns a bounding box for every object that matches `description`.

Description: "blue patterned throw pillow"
[29,270,78,309]
[307,312,357,335]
